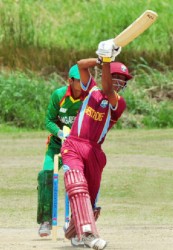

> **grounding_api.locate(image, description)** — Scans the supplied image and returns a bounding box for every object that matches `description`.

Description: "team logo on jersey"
[85,105,104,121]
[58,116,75,125]
[100,100,108,108]
[60,107,67,113]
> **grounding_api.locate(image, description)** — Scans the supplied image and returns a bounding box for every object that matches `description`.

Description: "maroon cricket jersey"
[70,77,126,144]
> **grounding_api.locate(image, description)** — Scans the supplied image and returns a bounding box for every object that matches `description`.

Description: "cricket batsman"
[61,39,133,249]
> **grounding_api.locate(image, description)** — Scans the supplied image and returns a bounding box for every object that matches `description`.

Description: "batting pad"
[64,169,98,240]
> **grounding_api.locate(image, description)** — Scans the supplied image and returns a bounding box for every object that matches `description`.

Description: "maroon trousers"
[61,136,106,206]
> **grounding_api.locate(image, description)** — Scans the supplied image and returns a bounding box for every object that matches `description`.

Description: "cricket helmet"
[110,62,132,80]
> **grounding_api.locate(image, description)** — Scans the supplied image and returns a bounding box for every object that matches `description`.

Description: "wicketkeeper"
[61,39,133,249]
[37,64,84,237]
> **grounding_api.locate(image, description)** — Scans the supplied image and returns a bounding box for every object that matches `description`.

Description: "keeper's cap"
[69,64,80,80]
[110,62,132,80]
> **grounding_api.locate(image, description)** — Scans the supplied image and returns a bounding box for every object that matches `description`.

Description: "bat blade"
[114,10,158,47]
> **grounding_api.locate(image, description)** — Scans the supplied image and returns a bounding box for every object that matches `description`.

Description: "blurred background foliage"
[0,0,172,129]
[0,0,172,71]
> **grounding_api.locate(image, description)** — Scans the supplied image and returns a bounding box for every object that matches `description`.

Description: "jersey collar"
[65,85,83,101]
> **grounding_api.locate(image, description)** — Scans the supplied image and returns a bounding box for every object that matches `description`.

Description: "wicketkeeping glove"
[57,129,69,141]
[96,38,121,62]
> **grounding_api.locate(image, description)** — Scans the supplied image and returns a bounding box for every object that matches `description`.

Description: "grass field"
[102,129,173,224]
[0,0,172,70]
[0,128,173,226]
[0,128,173,249]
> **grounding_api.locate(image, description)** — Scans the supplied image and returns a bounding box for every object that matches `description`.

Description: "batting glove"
[111,46,121,61]
[96,38,121,62]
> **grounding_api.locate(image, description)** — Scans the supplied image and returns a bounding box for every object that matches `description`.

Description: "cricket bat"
[102,10,158,62]
[62,126,70,232]
[114,10,158,47]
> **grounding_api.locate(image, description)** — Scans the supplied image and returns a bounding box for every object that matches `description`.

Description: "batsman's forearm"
[102,63,118,107]
[102,63,112,93]
[77,58,99,86]
[77,58,98,69]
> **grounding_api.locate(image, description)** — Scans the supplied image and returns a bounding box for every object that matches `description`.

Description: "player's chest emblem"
[60,107,67,113]
[100,100,108,108]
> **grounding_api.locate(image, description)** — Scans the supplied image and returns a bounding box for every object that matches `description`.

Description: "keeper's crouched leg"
[37,170,53,224]
[64,169,98,240]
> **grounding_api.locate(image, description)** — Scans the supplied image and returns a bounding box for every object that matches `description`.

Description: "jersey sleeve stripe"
[77,95,90,136]
[80,75,92,91]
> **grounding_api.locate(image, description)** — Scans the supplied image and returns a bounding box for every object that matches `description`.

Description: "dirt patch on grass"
[1,225,173,250]
[0,130,173,250]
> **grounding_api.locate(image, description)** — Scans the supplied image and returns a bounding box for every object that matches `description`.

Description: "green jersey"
[37,84,83,223]
[45,85,82,145]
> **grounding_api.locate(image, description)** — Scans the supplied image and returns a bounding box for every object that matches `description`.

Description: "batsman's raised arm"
[101,63,119,108]
[77,58,98,86]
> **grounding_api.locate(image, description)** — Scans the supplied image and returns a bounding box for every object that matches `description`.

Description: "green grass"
[101,128,173,224]
[105,129,173,157]
[0,0,172,70]
[101,165,173,224]
[0,67,172,129]
[0,129,173,227]
[0,71,64,129]
[0,1,172,131]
